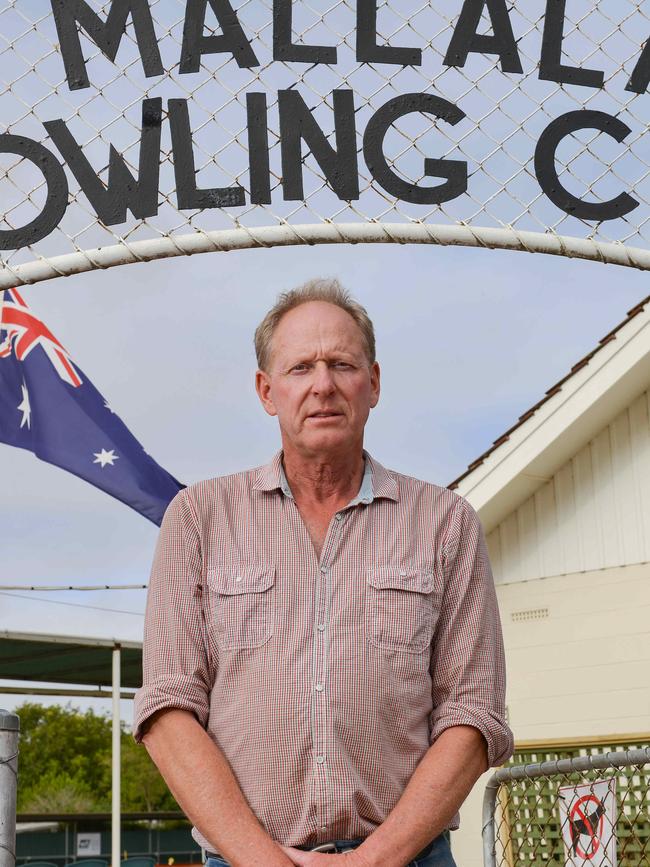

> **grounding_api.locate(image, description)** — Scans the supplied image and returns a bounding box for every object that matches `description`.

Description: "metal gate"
[482,747,650,866]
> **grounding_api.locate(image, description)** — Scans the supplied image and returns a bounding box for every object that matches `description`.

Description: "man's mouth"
[308,411,341,418]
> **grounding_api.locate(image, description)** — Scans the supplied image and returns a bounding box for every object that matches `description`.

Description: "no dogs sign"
[558,779,617,867]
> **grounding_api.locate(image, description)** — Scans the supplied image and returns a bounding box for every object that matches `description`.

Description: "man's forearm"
[141,708,294,867]
[356,725,489,867]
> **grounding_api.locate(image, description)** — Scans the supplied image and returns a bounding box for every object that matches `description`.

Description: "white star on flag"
[18,382,31,429]
[93,448,119,468]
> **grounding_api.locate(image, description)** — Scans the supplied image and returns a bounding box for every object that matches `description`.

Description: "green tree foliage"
[16,702,177,814]
[21,770,99,814]
[120,731,178,812]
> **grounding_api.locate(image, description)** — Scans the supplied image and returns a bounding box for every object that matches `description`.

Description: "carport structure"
[0,631,143,867]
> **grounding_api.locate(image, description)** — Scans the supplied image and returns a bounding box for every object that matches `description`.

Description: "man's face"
[255,301,380,459]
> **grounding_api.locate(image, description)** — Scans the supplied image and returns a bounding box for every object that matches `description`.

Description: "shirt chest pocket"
[206,563,275,650]
[365,566,439,654]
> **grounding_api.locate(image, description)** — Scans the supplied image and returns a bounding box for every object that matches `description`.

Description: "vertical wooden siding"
[487,388,650,584]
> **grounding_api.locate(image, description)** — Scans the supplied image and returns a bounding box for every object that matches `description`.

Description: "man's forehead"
[271,302,367,357]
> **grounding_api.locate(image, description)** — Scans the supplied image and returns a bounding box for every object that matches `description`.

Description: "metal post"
[0,711,19,867]
[481,773,500,867]
[112,647,121,867]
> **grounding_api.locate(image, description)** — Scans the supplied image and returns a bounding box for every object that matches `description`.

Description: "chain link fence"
[3,0,650,286]
[482,746,650,867]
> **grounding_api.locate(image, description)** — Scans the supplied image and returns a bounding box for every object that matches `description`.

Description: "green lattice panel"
[494,742,650,866]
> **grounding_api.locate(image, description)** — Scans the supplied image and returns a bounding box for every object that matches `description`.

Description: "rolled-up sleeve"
[429,495,514,767]
[133,487,213,742]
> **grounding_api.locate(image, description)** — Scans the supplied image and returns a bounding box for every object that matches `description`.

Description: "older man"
[133,279,513,867]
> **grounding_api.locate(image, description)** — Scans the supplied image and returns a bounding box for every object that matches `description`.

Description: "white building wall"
[498,561,650,742]
[452,388,650,867]
[452,561,650,867]
[486,388,650,584]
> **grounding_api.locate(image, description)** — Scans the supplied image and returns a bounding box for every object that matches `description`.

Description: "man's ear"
[255,369,277,416]
[369,361,380,408]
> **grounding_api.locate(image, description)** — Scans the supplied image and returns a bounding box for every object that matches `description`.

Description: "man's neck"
[281,446,365,508]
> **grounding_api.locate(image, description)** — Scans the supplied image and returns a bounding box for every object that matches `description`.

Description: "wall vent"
[511,607,549,622]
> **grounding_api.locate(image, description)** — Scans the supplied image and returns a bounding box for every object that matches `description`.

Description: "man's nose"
[311,361,336,394]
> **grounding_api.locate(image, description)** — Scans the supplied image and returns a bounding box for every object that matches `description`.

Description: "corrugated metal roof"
[0,631,142,688]
[447,294,650,490]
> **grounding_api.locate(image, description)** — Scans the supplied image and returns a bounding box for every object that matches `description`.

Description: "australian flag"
[0,287,183,525]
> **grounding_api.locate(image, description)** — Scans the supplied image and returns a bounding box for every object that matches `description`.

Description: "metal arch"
[3,224,650,291]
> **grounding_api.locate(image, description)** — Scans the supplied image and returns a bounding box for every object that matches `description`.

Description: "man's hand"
[280,847,373,867]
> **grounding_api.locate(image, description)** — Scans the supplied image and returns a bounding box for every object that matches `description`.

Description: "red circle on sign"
[569,794,605,860]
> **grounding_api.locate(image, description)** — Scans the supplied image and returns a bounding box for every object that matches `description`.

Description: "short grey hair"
[254,278,376,372]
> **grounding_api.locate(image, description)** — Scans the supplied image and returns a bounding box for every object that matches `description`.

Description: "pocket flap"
[207,563,275,595]
[368,566,434,593]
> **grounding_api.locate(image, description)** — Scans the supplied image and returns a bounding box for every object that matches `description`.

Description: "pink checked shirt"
[133,450,513,849]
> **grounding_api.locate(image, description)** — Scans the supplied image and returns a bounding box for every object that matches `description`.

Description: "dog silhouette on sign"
[569,798,606,855]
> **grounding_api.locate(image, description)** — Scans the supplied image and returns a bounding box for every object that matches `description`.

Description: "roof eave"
[455,312,650,534]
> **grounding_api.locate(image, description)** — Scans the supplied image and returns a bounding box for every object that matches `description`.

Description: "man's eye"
[290,364,309,373]
[333,362,351,369]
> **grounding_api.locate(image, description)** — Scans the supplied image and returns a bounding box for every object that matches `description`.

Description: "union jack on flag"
[0,288,82,386]
[0,288,183,525]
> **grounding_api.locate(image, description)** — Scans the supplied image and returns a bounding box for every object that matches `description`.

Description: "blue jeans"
[205,833,457,867]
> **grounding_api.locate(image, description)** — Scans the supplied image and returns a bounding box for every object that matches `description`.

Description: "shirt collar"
[252,449,399,503]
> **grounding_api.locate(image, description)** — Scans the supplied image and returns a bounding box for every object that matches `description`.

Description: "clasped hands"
[280,844,374,867]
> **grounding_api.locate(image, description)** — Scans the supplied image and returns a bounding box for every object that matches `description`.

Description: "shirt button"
[317,624,325,632]
[335,513,342,521]
[361,498,371,504]
[235,576,243,582]
[315,755,325,764]
[320,566,327,573]
[399,570,407,577]
[315,682,324,692]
